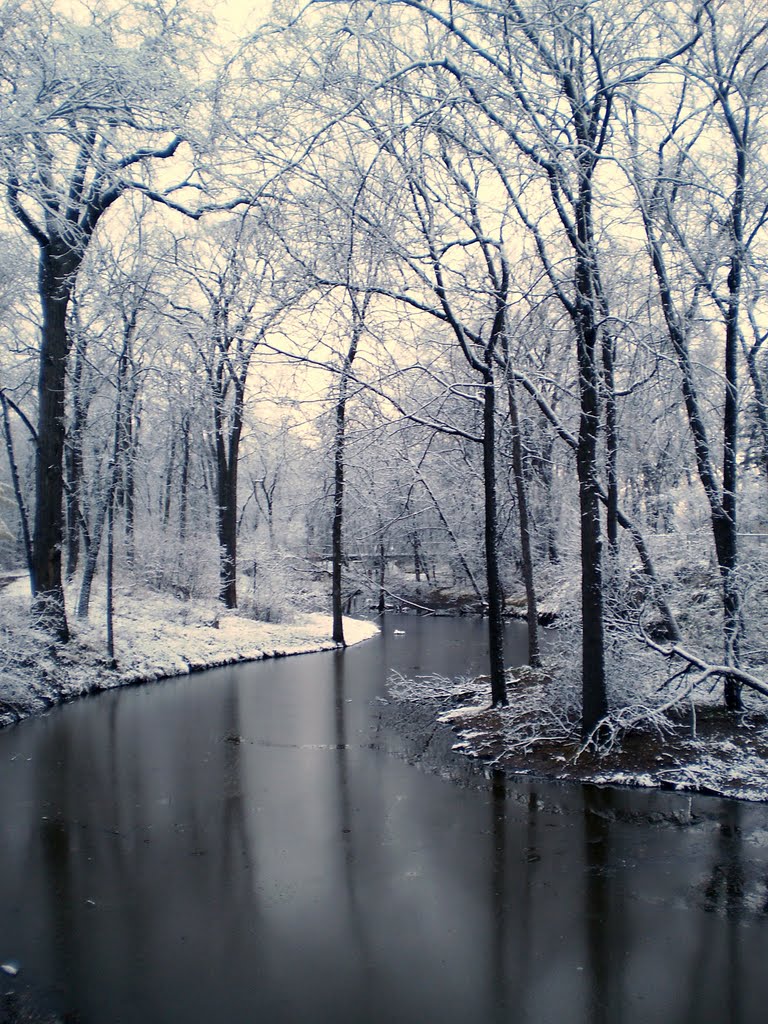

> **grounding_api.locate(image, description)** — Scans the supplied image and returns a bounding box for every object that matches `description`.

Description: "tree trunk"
[539,434,560,564]
[575,240,608,737]
[76,523,100,619]
[483,365,508,707]
[602,332,619,553]
[163,433,176,526]
[64,442,81,578]
[122,404,138,568]
[743,338,768,486]
[106,477,116,668]
[332,303,366,646]
[719,130,745,711]
[218,466,239,608]
[507,377,541,668]
[33,274,71,640]
[216,424,240,610]
[1,390,33,578]
[377,535,386,613]
[331,373,348,646]
[64,323,91,579]
[644,213,743,711]
[179,415,190,542]
[412,531,424,582]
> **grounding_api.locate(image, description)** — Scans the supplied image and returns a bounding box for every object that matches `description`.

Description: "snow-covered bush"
[237,541,325,623]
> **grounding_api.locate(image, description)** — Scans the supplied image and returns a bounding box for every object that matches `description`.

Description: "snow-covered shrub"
[237,541,325,624]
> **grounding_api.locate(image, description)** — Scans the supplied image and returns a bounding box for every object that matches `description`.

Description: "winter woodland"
[1,0,768,758]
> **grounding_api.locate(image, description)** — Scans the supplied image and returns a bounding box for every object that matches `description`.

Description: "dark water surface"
[1,614,768,1023]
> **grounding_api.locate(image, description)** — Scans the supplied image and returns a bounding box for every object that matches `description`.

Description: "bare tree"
[170,216,294,608]
[626,1,768,709]
[0,0,239,636]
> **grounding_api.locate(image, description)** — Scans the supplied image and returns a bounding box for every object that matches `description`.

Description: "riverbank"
[4,574,767,803]
[381,666,768,803]
[0,577,378,730]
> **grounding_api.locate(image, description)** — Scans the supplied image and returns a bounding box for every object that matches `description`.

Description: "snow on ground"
[0,577,378,729]
[390,669,768,803]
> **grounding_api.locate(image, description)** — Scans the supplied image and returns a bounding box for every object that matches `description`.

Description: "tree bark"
[179,415,190,542]
[162,433,176,526]
[742,334,768,486]
[719,121,745,710]
[122,401,138,568]
[377,534,386,613]
[0,389,33,577]
[507,377,541,668]
[106,468,116,668]
[33,261,73,640]
[483,363,508,707]
[602,331,619,553]
[215,398,242,610]
[574,195,608,736]
[64,329,88,579]
[332,362,350,646]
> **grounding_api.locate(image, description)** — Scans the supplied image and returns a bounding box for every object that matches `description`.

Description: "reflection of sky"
[1,619,768,1022]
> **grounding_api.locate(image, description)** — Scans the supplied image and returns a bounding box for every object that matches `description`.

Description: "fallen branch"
[377,584,441,615]
[642,635,768,699]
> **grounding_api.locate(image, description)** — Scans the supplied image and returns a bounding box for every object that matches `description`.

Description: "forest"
[1,0,768,769]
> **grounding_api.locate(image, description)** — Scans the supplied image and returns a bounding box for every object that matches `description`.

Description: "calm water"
[1,614,768,1023]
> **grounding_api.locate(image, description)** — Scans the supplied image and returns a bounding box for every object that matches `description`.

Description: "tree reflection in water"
[2,618,768,1024]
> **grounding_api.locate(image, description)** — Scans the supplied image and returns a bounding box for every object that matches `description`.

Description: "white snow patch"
[0,577,379,729]
[438,704,487,723]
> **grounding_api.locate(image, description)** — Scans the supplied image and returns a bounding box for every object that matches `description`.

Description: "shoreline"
[0,627,380,731]
[0,577,379,731]
[3,582,768,804]
[377,692,768,804]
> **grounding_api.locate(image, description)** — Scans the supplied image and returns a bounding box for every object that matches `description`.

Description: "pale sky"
[213,0,278,37]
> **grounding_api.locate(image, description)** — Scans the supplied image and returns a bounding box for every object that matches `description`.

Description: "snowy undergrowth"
[388,661,768,801]
[0,576,378,729]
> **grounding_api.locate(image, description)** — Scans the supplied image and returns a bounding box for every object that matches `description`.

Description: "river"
[1,613,767,1023]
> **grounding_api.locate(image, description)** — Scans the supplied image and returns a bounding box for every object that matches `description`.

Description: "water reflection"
[0,615,767,1023]
[489,770,509,1022]
[332,649,373,1003]
[583,786,624,1024]
[688,801,746,1024]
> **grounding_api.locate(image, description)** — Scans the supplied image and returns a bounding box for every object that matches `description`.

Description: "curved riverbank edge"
[0,578,379,730]
[374,695,768,804]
